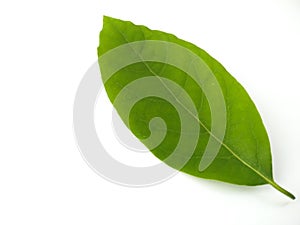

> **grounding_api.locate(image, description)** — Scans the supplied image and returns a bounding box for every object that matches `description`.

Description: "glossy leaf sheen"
[98,16,295,199]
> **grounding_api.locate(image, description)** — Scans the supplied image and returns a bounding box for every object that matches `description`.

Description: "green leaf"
[97,16,295,199]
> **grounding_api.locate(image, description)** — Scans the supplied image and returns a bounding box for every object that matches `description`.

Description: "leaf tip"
[103,15,120,24]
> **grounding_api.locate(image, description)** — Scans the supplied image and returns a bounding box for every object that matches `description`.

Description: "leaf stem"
[221,142,295,200]
[269,181,295,200]
[222,142,296,200]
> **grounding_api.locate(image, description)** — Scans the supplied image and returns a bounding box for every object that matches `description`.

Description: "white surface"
[1,0,300,224]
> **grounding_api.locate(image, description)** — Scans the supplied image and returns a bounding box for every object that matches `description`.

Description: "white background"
[1,0,300,224]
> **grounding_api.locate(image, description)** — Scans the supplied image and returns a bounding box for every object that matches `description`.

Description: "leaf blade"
[98,16,295,199]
